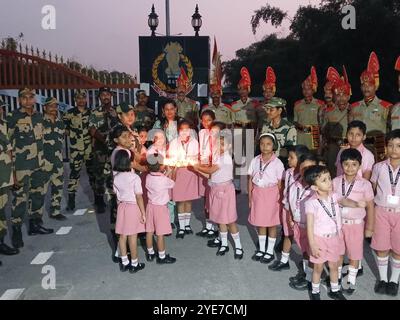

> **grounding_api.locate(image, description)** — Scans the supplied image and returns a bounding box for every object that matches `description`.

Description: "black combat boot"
[66,193,75,212]
[95,195,106,214]
[11,225,24,248]
[28,219,54,236]
[0,236,19,255]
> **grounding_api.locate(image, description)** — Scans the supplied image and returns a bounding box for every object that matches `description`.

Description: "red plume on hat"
[342,65,352,95]
[395,56,400,72]
[326,66,351,96]
[325,67,340,92]
[177,67,190,91]
[210,37,223,95]
[238,67,251,92]
[263,67,276,93]
[302,66,318,93]
[360,51,380,89]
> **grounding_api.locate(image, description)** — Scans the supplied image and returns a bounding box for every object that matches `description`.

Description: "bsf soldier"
[231,67,258,192]
[63,89,95,212]
[294,66,324,152]
[175,68,199,128]
[89,87,119,213]
[7,88,53,249]
[39,98,67,221]
[261,97,296,163]
[321,67,351,177]
[256,67,277,134]
[202,83,233,127]
[349,52,392,160]
[0,98,19,257]
[391,56,400,130]
[133,90,157,131]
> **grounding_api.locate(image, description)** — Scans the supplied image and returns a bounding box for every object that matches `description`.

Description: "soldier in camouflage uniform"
[202,83,233,127]
[349,52,392,160]
[390,56,400,130]
[0,98,19,257]
[133,90,157,131]
[175,68,199,128]
[7,88,53,249]
[89,87,119,213]
[63,89,95,212]
[261,97,296,164]
[294,67,324,151]
[39,97,67,221]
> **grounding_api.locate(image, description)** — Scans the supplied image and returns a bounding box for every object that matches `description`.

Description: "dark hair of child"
[299,152,318,165]
[201,109,216,121]
[304,165,330,186]
[113,150,132,172]
[385,129,400,144]
[347,120,367,135]
[111,124,130,141]
[211,121,226,131]
[288,144,310,161]
[340,148,362,165]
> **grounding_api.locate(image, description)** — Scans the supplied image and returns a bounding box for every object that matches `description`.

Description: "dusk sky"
[0,0,320,79]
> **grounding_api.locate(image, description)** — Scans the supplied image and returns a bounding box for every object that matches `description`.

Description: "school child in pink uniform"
[193,129,244,259]
[371,129,400,297]
[197,110,218,238]
[113,150,146,273]
[332,148,374,295]
[305,165,366,300]
[335,120,375,180]
[269,145,310,271]
[287,153,318,291]
[145,157,177,264]
[248,133,284,263]
[168,120,200,239]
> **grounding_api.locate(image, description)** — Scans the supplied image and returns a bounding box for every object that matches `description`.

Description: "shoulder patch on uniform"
[351,101,361,108]
[317,99,325,106]
[223,103,232,109]
[294,100,302,106]
[380,100,392,109]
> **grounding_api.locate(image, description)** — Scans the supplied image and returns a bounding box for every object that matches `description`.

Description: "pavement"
[0,165,399,300]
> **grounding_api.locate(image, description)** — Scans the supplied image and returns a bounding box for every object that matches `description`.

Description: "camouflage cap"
[74,89,88,99]
[264,97,287,109]
[18,87,36,97]
[116,102,134,114]
[43,97,58,106]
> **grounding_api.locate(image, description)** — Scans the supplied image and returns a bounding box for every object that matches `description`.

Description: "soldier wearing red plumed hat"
[294,66,324,151]
[349,52,392,159]
[390,56,400,130]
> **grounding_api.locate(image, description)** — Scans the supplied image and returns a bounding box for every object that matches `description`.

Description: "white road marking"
[30,251,54,265]
[0,288,25,300]
[73,209,87,216]
[56,226,72,235]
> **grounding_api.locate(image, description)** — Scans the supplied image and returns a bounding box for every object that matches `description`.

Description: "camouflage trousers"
[67,150,95,194]
[0,187,10,237]
[39,166,64,216]
[12,169,46,226]
[92,149,113,196]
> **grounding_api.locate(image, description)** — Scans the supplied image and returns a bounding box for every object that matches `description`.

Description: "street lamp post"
[191,4,202,36]
[148,4,159,36]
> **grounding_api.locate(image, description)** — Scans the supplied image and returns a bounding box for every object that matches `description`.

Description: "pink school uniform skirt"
[172,168,200,202]
[342,222,364,261]
[209,181,237,225]
[145,203,172,236]
[309,233,345,264]
[281,208,294,237]
[115,202,145,236]
[248,184,281,227]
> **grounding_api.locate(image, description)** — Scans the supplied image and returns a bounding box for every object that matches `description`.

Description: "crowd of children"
[110,105,400,300]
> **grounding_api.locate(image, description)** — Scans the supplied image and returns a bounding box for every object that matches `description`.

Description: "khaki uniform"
[0,118,13,236]
[175,98,199,127]
[202,103,233,126]
[391,102,400,130]
[294,98,324,150]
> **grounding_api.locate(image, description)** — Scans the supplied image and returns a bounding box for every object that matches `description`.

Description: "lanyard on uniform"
[180,140,190,159]
[296,185,310,209]
[341,178,356,198]
[317,197,338,229]
[388,165,400,196]
[259,156,272,178]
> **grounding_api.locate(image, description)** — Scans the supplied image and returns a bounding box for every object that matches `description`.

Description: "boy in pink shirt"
[304,165,366,300]
[335,121,375,180]
[371,129,400,297]
[333,148,374,295]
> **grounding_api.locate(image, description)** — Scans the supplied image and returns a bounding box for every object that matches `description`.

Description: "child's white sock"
[121,255,129,266]
[377,256,389,282]
[331,282,340,292]
[258,235,267,253]
[348,266,358,285]
[312,282,320,294]
[358,260,362,270]
[147,247,155,255]
[390,257,400,284]
[220,232,228,247]
[159,250,166,259]
[266,237,276,256]
[131,258,138,267]
[231,232,242,250]
[280,251,290,264]
[206,220,213,230]
[185,212,191,227]
[115,247,120,258]
[178,213,185,230]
